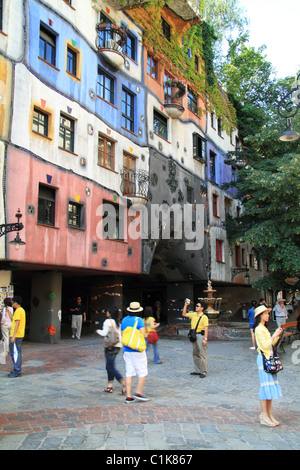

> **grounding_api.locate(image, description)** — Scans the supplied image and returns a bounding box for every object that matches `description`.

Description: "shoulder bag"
[103,320,120,350]
[122,317,146,352]
[260,345,283,374]
[188,315,202,343]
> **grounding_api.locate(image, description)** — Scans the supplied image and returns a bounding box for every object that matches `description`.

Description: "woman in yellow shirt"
[143,306,162,364]
[254,305,283,427]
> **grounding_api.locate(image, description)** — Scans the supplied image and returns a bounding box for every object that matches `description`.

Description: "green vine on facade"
[125,0,237,131]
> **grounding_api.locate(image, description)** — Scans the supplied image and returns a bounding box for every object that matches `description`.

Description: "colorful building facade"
[0,0,263,341]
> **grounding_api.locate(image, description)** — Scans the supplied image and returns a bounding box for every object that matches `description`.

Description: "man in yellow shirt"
[8,296,26,378]
[182,300,209,377]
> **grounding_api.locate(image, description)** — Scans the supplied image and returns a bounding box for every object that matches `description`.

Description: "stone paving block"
[0,336,299,450]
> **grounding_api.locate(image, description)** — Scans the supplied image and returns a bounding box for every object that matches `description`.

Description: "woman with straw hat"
[254,305,283,427]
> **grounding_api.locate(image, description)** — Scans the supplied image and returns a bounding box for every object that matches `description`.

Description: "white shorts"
[123,351,148,378]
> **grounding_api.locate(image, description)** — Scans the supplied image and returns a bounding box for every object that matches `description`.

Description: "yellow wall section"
[0,56,12,138]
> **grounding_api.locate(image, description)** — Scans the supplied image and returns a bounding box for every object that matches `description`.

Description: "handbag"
[2,307,12,328]
[261,346,283,374]
[103,320,120,349]
[122,317,146,352]
[188,315,202,343]
[147,331,159,344]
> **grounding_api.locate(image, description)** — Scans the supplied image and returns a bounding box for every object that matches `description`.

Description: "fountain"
[198,280,222,324]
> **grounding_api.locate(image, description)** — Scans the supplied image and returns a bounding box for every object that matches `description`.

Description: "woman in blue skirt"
[254,305,283,427]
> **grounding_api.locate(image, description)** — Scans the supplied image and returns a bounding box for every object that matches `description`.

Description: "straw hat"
[127,301,143,313]
[254,305,272,318]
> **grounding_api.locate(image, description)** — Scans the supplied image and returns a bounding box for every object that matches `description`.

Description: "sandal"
[103,387,114,393]
[120,387,126,395]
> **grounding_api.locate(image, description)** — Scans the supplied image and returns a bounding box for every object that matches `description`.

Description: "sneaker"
[7,372,21,378]
[249,346,256,350]
[125,396,135,404]
[133,393,149,402]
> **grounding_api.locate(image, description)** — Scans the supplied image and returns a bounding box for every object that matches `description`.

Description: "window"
[97,13,113,48]
[193,134,206,162]
[224,197,232,217]
[212,193,219,217]
[33,107,49,137]
[59,113,75,152]
[97,68,114,104]
[38,184,56,226]
[122,152,136,196]
[68,201,84,228]
[161,17,171,41]
[216,239,223,263]
[67,47,77,76]
[209,150,216,181]
[235,244,241,267]
[188,88,198,115]
[164,72,173,103]
[125,31,136,61]
[98,133,115,170]
[194,55,199,72]
[217,118,222,137]
[102,201,123,240]
[187,186,194,204]
[122,87,134,132]
[154,110,168,140]
[39,24,56,66]
[147,54,158,80]
[211,112,215,128]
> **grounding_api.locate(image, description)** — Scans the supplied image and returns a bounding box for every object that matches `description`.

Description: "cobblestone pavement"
[0,332,299,451]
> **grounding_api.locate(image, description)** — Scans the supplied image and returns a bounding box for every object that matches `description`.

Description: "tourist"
[1,298,13,357]
[254,305,283,427]
[273,299,288,328]
[143,306,162,364]
[182,299,208,378]
[247,300,257,350]
[121,302,148,403]
[69,296,86,339]
[96,307,126,395]
[8,296,26,378]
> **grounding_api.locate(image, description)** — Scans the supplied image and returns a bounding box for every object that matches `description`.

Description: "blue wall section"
[27,0,147,146]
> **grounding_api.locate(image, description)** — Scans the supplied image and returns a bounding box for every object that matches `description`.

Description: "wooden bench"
[278,321,299,352]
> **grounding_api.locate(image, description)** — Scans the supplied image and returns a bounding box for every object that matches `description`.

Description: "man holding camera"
[182,299,209,378]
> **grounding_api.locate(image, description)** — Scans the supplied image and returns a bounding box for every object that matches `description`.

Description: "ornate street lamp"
[0,209,26,248]
[277,73,300,141]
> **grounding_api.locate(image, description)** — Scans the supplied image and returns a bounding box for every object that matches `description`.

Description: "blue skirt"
[257,354,282,400]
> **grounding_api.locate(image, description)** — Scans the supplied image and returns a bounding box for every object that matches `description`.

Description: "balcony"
[120,169,150,206]
[163,80,186,119]
[96,23,127,69]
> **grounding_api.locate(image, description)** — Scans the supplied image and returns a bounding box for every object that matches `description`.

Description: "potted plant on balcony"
[164,79,186,98]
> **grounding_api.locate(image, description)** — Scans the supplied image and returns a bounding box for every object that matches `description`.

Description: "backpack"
[103,320,120,349]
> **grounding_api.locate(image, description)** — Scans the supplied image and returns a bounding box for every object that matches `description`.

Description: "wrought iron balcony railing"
[96,23,126,53]
[96,23,127,68]
[120,169,150,205]
[163,80,186,118]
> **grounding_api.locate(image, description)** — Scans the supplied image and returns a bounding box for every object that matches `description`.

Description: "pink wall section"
[5,147,142,274]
